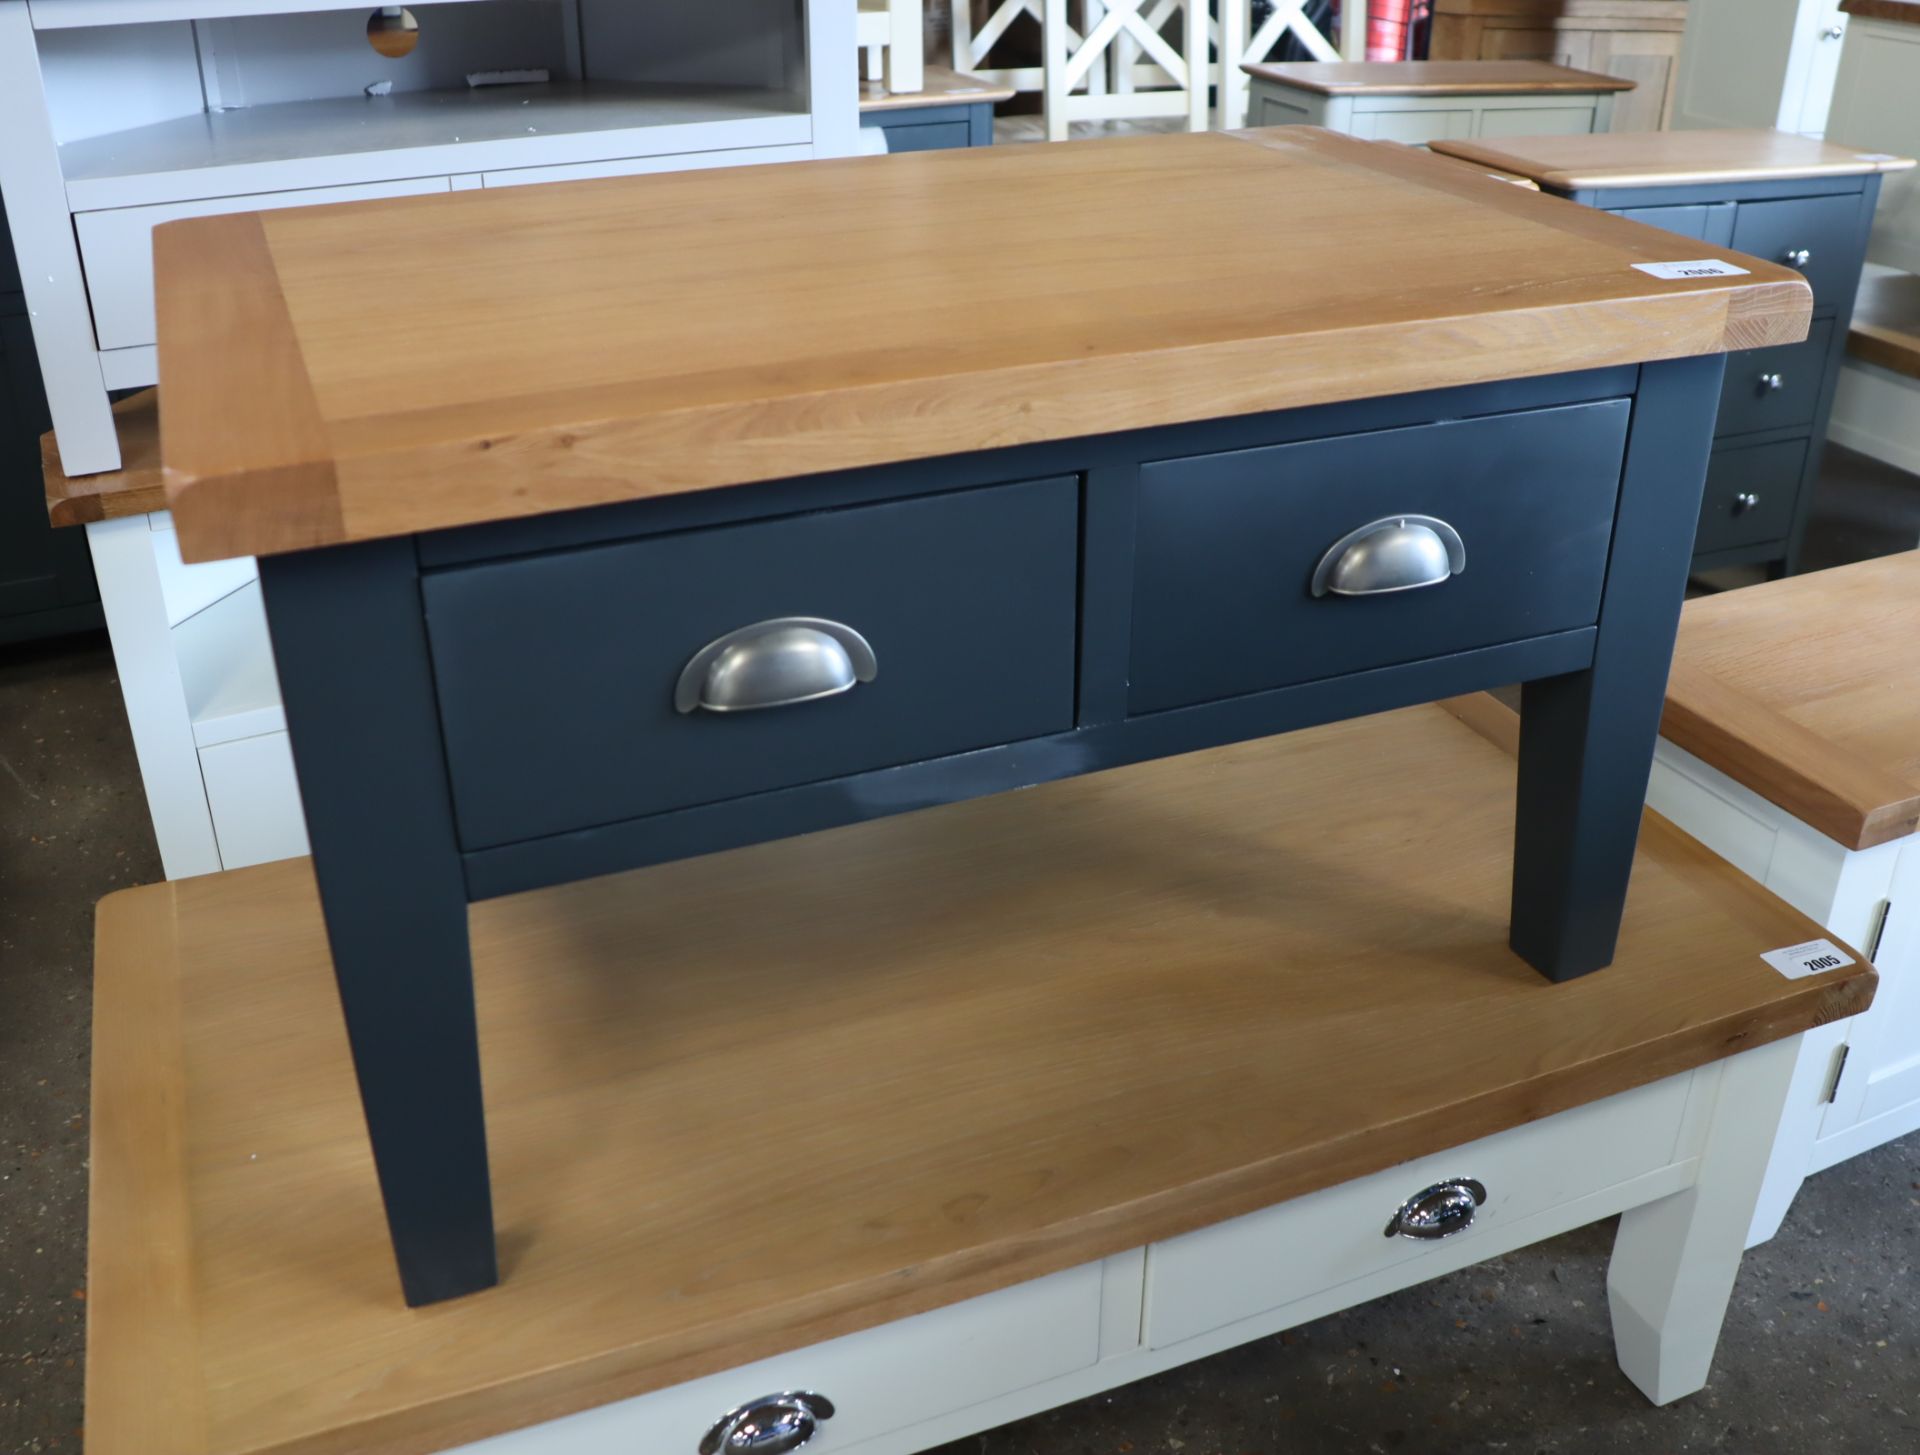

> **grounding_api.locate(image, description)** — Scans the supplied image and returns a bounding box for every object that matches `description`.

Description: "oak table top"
[1240,59,1636,95]
[154,126,1812,562]
[41,389,166,525]
[1662,552,1920,851]
[1849,269,1920,380]
[1429,128,1919,193]
[87,702,1871,1455]
[1841,0,1920,24]
[859,62,1016,110]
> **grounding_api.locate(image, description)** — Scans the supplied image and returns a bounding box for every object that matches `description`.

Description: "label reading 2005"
[1632,259,1753,280]
[1760,939,1857,980]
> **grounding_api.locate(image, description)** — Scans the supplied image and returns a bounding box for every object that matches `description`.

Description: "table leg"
[259,538,497,1308]
[1609,1036,1799,1403]
[1510,353,1725,981]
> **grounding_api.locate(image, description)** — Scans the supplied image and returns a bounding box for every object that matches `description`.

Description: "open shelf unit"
[61,80,814,207]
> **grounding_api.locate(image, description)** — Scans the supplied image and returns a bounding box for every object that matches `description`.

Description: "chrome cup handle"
[1384,1177,1487,1240]
[675,618,876,714]
[699,1391,837,1455]
[1311,515,1466,598]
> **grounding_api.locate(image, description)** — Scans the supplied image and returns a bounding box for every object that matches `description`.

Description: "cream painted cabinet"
[1672,0,1850,136]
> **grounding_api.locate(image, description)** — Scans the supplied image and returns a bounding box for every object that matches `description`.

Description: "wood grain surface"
[1848,269,1920,379]
[1841,0,1920,25]
[860,62,1015,110]
[86,704,1873,1455]
[1430,128,1918,191]
[41,389,168,525]
[156,126,1812,562]
[1240,59,1635,94]
[1662,552,1920,850]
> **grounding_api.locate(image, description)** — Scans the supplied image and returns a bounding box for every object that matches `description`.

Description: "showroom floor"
[2,448,1916,1455]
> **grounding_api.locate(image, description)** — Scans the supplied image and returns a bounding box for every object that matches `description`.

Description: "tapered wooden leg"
[260,539,497,1307]
[1609,1037,1799,1404]
[1510,354,1726,981]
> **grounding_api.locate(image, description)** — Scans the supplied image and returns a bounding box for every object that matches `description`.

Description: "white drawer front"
[450,1261,1103,1455]
[1146,1074,1694,1349]
[75,175,452,350]
[479,143,810,188]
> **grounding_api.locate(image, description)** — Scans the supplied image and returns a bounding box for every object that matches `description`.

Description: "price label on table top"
[1855,153,1901,163]
[1632,259,1753,280]
[1760,939,1857,980]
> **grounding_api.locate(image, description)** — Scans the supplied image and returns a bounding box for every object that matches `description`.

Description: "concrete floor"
[1,447,1917,1454]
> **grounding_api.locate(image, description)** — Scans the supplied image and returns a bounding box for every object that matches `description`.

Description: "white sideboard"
[1671,0,1851,137]
[2,0,859,879]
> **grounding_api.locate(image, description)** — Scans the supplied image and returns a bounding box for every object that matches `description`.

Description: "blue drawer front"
[1128,400,1630,715]
[426,477,1080,849]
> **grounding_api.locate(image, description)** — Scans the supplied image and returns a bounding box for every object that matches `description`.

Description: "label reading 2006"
[1760,939,1858,980]
[1632,259,1753,280]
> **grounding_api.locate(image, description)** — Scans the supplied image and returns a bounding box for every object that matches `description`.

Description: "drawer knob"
[1758,372,1785,393]
[1733,491,1760,514]
[1311,515,1466,599]
[675,618,877,714]
[700,1391,836,1454]
[1384,1177,1486,1240]
[1823,23,1846,38]
[1783,247,1812,268]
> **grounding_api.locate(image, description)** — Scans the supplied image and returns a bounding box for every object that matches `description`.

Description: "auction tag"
[1760,939,1857,980]
[1632,259,1752,280]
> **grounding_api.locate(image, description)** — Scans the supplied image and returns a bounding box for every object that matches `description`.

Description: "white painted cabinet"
[1648,744,1920,1247]
[449,1046,1801,1453]
[0,0,860,878]
[1671,0,1851,137]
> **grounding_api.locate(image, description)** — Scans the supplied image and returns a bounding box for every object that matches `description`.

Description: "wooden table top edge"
[42,389,169,522]
[86,879,212,1455]
[1427,134,1918,191]
[82,703,1879,1455]
[1661,663,1920,852]
[156,129,1813,563]
[1841,0,1920,24]
[859,64,1017,110]
[1238,60,1637,94]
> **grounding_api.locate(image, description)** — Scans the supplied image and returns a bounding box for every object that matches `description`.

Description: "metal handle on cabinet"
[1784,247,1812,268]
[1310,515,1466,598]
[675,618,877,714]
[1384,1177,1487,1240]
[1759,371,1785,392]
[1733,491,1760,514]
[1823,23,1846,38]
[699,1391,837,1455]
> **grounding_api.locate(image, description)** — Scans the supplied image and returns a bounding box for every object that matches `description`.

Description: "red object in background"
[1364,0,1431,60]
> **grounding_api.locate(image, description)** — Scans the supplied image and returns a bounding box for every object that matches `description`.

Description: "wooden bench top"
[1849,268,1920,379]
[87,702,1871,1455]
[1841,0,1920,23]
[1241,59,1635,95]
[859,62,1015,111]
[1662,552,1920,851]
[1430,128,1918,191]
[154,126,1812,562]
[41,389,168,524]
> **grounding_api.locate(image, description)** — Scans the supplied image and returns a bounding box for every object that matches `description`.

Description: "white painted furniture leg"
[1043,0,1073,139]
[86,517,223,880]
[1342,0,1370,60]
[0,1,120,474]
[1608,1035,1800,1405]
[1221,0,1249,127]
[1744,1021,1850,1246]
[886,0,925,93]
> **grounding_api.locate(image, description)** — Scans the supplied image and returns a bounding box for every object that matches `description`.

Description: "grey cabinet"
[1561,173,1884,575]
